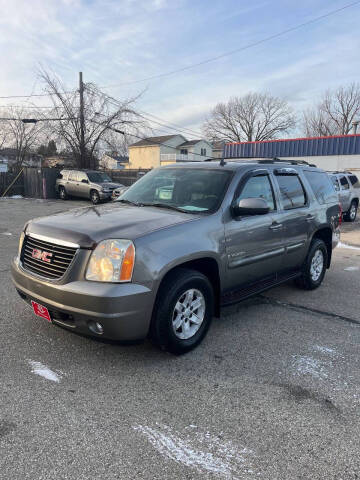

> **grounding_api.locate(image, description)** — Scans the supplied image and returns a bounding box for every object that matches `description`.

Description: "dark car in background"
[56,170,124,204]
[329,171,359,222]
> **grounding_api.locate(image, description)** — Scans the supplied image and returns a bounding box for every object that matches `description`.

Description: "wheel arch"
[311,227,333,268]
[155,256,222,317]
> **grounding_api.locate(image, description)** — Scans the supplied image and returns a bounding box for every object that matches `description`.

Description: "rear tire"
[59,186,67,200]
[344,201,357,222]
[90,190,100,205]
[149,268,214,354]
[295,238,328,290]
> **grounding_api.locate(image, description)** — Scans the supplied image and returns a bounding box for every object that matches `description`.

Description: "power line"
[97,1,360,88]
[0,89,76,100]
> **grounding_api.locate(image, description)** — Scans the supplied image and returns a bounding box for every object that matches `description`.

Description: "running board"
[221,270,301,306]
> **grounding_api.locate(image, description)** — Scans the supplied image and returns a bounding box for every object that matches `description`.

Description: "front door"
[224,171,285,292]
[339,175,351,212]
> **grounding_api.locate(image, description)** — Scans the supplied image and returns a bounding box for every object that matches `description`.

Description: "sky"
[0,0,359,138]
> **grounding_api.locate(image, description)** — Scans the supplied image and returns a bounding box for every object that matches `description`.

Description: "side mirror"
[81,179,89,184]
[233,197,270,216]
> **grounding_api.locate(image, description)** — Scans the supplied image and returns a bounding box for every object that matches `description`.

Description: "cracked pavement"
[0,198,360,479]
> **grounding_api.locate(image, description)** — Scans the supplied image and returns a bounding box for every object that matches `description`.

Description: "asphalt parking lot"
[1,197,360,480]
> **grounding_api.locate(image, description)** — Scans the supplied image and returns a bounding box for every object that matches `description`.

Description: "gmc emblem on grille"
[31,248,53,263]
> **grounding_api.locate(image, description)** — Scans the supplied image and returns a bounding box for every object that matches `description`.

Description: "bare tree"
[302,83,360,137]
[39,69,146,169]
[1,107,45,170]
[202,93,295,142]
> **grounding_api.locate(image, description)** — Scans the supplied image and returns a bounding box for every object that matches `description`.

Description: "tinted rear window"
[348,175,360,188]
[304,171,338,204]
[275,174,306,210]
[339,175,350,190]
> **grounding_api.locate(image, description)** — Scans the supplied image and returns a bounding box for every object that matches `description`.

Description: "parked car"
[12,160,341,354]
[329,171,359,222]
[56,169,124,204]
[112,185,129,200]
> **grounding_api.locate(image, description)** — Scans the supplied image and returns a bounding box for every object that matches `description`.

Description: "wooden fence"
[0,171,25,197]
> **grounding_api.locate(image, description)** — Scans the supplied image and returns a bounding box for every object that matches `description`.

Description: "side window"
[339,175,350,190]
[348,175,360,188]
[78,172,88,182]
[330,175,340,192]
[304,171,338,204]
[200,148,207,156]
[237,175,275,211]
[275,174,306,210]
[69,171,78,182]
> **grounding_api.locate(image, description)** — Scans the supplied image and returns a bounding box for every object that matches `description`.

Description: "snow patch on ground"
[337,241,360,251]
[1,232,12,236]
[313,345,337,355]
[292,355,329,379]
[133,423,257,479]
[344,266,359,271]
[28,360,63,383]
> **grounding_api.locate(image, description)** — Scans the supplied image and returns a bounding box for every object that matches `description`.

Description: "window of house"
[275,174,306,209]
[339,175,350,190]
[200,148,207,156]
[180,149,188,155]
[304,171,337,204]
[237,175,275,211]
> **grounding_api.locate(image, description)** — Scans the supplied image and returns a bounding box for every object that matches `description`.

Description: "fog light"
[95,322,104,334]
[88,320,104,335]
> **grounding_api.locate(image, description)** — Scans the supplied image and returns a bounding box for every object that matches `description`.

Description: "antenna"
[219,157,226,166]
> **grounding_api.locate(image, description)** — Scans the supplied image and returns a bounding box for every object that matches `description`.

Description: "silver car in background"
[56,170,124,204]
[329,171,359,222]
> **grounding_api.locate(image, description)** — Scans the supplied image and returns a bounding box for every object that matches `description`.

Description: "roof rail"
[255,157,317,167]
[327,170,353,174]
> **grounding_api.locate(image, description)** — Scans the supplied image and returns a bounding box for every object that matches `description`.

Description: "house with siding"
[128,135,213,169]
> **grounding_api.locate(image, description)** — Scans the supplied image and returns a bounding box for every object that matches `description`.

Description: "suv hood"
[26,203,200,248]
[96,182,122,189]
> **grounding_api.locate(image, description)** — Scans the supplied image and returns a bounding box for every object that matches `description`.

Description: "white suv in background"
[329,171,359,222]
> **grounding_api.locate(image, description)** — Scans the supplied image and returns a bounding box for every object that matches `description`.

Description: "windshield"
[117,167,232,213]
[87,172,112,183]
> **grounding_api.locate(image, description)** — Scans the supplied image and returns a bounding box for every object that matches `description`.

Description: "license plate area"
[31,300,52,322]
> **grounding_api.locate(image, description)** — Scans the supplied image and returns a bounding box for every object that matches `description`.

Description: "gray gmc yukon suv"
[12,160,341,354]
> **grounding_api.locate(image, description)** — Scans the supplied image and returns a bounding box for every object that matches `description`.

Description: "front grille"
[21,235,78,279]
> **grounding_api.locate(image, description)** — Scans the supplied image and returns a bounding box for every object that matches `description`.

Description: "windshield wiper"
[117,198,142,206]
[141,202,190,213]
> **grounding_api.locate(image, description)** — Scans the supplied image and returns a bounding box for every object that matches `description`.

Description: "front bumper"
[99,191,113,200]
[11,258,154,341]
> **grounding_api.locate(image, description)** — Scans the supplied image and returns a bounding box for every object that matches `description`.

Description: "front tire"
[344,201,357,222]
[295,238,328,290]
[90,190,100,204]
[150,268,214,354]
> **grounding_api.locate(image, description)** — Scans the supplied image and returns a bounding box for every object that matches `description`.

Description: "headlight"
[86,239,135,282]
[17,231,25,261]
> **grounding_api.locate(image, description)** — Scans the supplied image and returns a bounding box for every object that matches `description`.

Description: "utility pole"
[79,72,86,168]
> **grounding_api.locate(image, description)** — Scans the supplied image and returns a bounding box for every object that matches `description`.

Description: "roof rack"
[326,170,353,174]
[255,157,317,167]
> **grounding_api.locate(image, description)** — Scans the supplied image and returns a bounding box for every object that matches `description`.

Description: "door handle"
[306,215,315,222]
[269,222,283,231]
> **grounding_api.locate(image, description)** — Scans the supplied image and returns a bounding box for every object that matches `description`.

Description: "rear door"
[67,171,79,196]
[272,168,310,271]
[77,171,90,199]
[339,175,351,212]
[224,169,285,290]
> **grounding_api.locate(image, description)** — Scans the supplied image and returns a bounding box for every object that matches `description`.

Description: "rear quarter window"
[348,175,360,188]
[275,174,306,210]
[304,171,338,204]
